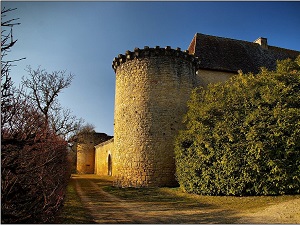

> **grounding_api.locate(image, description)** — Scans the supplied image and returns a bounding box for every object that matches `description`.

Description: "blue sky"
[2,1,300,136]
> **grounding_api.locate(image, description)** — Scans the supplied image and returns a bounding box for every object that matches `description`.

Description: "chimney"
[254,37,268,50]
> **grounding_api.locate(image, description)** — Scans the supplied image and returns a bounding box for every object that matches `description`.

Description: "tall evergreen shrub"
[175,57,300,196]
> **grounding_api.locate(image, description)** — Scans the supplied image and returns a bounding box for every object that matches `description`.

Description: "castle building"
[75,132,112,174]
[77,33,299,187]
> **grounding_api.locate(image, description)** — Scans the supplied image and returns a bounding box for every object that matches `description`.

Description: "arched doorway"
[108,154,112,176]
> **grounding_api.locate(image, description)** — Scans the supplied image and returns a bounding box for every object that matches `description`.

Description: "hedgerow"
[175,56,300,196]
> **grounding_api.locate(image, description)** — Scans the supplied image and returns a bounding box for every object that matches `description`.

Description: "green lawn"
[56,179,96,224]
[104,185,300,214]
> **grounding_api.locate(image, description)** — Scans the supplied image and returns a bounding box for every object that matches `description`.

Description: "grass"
[162,187,300,212]
[104,185,300,214]
[103,186,187,202]
[55,178,95,224]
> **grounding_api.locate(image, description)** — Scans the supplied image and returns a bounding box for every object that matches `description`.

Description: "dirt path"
[74,177,140,223]
[237,198,300,224]
[72,174,300,224]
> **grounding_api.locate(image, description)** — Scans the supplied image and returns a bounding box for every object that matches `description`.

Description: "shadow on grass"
[100,182,239,223]
[56,179,96,224]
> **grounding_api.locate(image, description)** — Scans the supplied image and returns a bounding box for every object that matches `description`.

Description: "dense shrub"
[1,100,70,223]
[1,135,70,223]
[175,57,300,196]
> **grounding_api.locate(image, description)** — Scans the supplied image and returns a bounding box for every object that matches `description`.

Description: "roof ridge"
[195,33,300,52]
[195,32,257,45]
[268,45,300,53]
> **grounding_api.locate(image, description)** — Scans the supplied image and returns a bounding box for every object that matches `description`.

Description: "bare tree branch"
[21,66,83,139]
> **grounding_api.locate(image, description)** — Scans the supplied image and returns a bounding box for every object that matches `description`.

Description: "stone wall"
[76,143,95,174]
[112,46,200,187]
[196,69,235,87]
[95,138,114,176]
[76,133,112,174]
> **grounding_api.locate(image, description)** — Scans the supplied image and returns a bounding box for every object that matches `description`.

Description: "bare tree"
[1,8,20,50]
[50,105,83,138]
[71,122,96,143]
[77,122,96,134]
[21,66,83,139]
[1,7,25,126]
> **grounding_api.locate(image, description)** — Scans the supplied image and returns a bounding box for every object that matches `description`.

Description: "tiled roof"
[188,33,300,74]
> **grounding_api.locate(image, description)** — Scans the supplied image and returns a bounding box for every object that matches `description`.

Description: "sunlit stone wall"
[112,46,199,187]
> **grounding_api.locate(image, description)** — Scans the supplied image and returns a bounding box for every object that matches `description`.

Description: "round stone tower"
[112,46,200,187]
[76,132,112,174]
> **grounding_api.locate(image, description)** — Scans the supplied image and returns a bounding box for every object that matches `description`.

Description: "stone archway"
[108,154,112,176]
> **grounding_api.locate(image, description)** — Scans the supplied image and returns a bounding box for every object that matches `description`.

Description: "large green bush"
[175,56,300,196]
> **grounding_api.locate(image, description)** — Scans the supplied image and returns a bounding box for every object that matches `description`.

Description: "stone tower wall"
[76,133,112,174]
[76,142,95,174]
[112,46,200,187]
